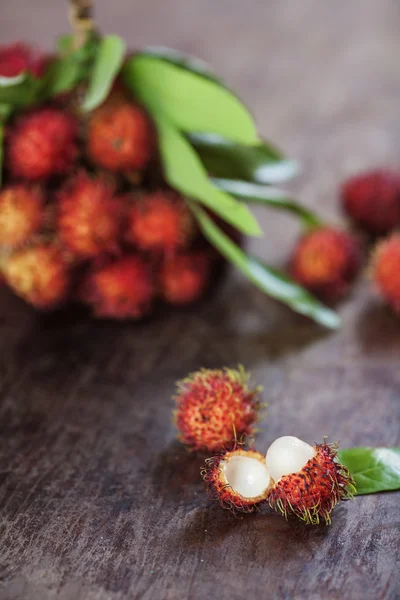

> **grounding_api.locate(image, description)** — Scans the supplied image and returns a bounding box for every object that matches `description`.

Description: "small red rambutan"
[125,191,195,253]
[0,184,44,249]
[7,107,78,181]
[266,436,355,525]
[174,366,262,453]
[160,251,211,305]
[57,172,122,260]
[201,448,273,513]
[290,226,362,300]
[371,233,400,312]
[341,169,400,235]
[79,254,155,319]
[0,42,46,78]
[87,100,154,172]
[3,245,70,309]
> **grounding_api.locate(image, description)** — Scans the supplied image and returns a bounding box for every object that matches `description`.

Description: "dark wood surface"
[1,1,400,599]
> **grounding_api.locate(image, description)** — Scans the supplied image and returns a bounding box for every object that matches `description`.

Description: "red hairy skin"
[0,42,46,77]
[290,227,362,300]
[57,172,122,260]
[160,251,211,305]
[3,245,70,309]
[341,170,400,235]
[79,255,155,319]
[125,191,195,253]
[268,441,356,525]
[372,233,400,312]
[0,184,44,249]
[174,367,262,453]
[7,108,78,181]
[87,101,154,172]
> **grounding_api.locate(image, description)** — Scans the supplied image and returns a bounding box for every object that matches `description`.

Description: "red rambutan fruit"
[201,448,273,513]
[266,436,355,525]
[341,169,400,235]
[125,191,195,253]
[290,226,362,300]
[160,251,211,305]
[174,366,262,453]
[7,107,78,181]
[3,245,70,309]
[371,233,400,312]
[0,42,46,78]
[57,172,122,260]
[87,100,154,172]
[79,255,155,319]
[0,184,44,249]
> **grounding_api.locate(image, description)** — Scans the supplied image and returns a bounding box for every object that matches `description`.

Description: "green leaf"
[0,73,41,107]
[212,178,323,228]
[57,34,74,54]
[82,35,125,112]
[189,132,298,184]
[190,203,341,329]
[138,46,222,84]
[339,447,400,495]
[155,116,261,236]
[44,56,82,96]
[0,103,13,121]
[0,123,4,187]
[123,55,258,144]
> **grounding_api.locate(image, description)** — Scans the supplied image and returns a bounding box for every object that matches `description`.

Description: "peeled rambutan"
[341,169,400,235]
[266,436,355,525]
[160,251,211,305]
[0,42,46,78]
[6,107,78,181]
[3,245,70,309]
[290,226,362,300]
[371,233,400,312]
[174,367,262,453]
[125,190,195,253]
[0,184,44,249]
[201,448,273,513]
[57,172,122,260]
[79,254,155,319]
[87,100,154,172]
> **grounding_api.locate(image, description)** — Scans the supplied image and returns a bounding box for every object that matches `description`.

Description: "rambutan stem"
[68,0,93,49]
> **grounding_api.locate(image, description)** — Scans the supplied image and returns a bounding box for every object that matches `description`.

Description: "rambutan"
[201,448,272,513]
[79,254,155,319]
[125,190,195,253]
[290,226,362,300]
[0,42,46,78]
[6,107,78,181]
[174,367,262,453]
[160,251,211,305]
[3,245,70,309]
[0,184,44,249]
[341,169,400,235]
[87,100,154,172]
[266,436,355,525]
[371,233,400,312]
[57,172,122,260]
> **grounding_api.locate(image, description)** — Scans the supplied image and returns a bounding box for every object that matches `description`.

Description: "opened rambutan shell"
[0,42,46,78]
[0,184,44,249]
[174,367,262,453]
[160,251,211,305]
[371,233,400,312]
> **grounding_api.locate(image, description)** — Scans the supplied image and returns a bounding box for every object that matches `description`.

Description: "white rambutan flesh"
[223,454,272,499]
[266,435,316,482]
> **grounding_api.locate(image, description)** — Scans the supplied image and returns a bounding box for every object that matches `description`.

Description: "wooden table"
[1,1,399,599]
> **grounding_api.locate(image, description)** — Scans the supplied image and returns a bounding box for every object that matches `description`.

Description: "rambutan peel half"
[201,448,272,513]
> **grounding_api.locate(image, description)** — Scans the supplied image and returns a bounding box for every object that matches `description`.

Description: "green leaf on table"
[339,447,400,495]
[123,55,258,144]
[154,116,261,236]
[190,203,341,329]
[212,178,322,227]
[82,35,125,111]
[189,132,299,183]
[138,46,222,84]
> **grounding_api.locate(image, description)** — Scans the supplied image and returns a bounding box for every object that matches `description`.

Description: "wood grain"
[1,1,400,599]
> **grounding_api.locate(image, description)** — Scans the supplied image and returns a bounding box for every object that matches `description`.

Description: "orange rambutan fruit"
[174,366,262,453]
[87,100,154,172]
[290,226,362,300]
[57,172,122,260]
[6,107,78,181]
[341,169,400,236]
[266,436,356,525]
[371,233,400,312]
[79,254,155,319]
[160,251,211,305]
[0,42,46,78]
[125,190,195,253]
[0,184,44,249]
[3,245,70,309]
